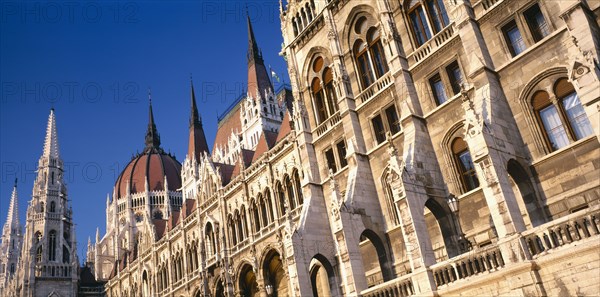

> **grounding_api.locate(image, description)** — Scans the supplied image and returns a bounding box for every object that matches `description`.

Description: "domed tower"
[92,99,182,281]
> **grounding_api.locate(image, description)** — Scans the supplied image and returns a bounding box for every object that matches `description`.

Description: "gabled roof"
[252,130,278,162]
[276,112,292,143]
[153,219,167,240]
[213,101,243,153]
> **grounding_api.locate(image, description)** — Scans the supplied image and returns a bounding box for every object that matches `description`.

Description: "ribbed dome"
[114,148,181,199]
[114,98,182,199]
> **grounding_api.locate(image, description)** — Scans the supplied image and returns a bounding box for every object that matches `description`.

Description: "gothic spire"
[144,90,161,150]
[246,13,263,65]
[3,178,20,231]
[188,80,210,161]
[245,14,273,99]
[42,108,60,159]
[190,80,201,127]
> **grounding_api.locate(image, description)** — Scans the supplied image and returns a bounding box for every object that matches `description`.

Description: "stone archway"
[262,250,288,297]
[310,254,338,297]
[239,264,259,297]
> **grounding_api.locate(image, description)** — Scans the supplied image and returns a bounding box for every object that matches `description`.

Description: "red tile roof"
[252,131,277,162]
[213,101,243,153]
[276,112,292,143]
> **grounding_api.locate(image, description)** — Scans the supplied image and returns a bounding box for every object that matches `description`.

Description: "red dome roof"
[115,149,182,199]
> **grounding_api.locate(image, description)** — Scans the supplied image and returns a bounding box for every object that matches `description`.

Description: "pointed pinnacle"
[42,108,60,159]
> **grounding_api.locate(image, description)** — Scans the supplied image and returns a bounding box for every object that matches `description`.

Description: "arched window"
[323,67,338,115]
[10,263,14,274]
[367,28,388,78]
[352,17,389,89]
[63,245,70,263]
[36,246,42,262]
[40,202,44,213]
[50,201,56,212]
[354,40,375,88]
[48,230,57,261]
[407,0,449,46]
[285,177,296,210]
[252,202,261,232]
[309,55,340,125]
[452,138,479,192]
[533,79,592,151]
[312,78,328,124]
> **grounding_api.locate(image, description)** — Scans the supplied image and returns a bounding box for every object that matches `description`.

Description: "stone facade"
[1,110,80,297]
[3,0,599,296]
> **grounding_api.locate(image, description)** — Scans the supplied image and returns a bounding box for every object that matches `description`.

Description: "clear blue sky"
[0,1,290,261]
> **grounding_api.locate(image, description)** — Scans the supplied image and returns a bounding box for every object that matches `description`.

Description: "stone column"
[387,145,437,294]
[561,2,600,139]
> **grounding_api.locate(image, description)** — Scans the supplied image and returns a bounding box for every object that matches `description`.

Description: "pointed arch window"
[63,245,70,263]
[48,230,57,261]
[36,246,42,262]
[352,17,389,89]
[310,57,340,125]
[354,40,375,88]
[452,138,479,192]
[407,0,449,46]
[533,79,592,152]
[50,201,56,212]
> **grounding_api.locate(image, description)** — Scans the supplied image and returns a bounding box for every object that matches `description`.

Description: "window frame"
[369,103,402,146]
[406,0,450,47]
[498,2,554,59]
[451,138,480,193]
[531,78,593,152]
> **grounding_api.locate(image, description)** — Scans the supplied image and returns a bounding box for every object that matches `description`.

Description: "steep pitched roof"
[252,131,278,162]
[276,112,292,143]
[188,83,210,160]
[213,101,243,153]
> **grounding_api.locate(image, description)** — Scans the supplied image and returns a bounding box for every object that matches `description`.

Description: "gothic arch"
[261,249,288,297]
[302,47,333,84]
[309,253,338,297]
[341,5,379,53]
[506,159,547,227]
[518,66,570,154]
[441,121,468,195]
[424,198,460,259]
[237,262,259,297]
[359,229,393,284]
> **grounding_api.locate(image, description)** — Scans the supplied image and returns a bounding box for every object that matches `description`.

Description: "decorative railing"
[430,245,505,287]
[522,207,600,257]
[356,72,393,105]
[410,23,457,65]
[473,0,506,20]
[35,264,72,278]
[361,274,414,297]
[480,0,502,10]
[313,111,342,138]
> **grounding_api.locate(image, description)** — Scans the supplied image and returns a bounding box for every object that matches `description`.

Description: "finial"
[14,178,17,188]
[148,87,152,104]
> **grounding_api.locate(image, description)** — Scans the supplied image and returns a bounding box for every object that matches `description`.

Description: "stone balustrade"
[522,206,600,257]
[356,72,393,105]
[34,263,73,278]
[430,245,505,288]
[314,111,342,138]
[361,273,414,297]
[409,23,457,65]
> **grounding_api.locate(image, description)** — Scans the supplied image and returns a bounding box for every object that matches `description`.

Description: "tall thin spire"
[4,178,20,230]
[42,108,60,159]
[246,14,273,99]
[247,13,263,65]
[190,79,201,127]
[188,81,210,161]
[144,90,161,150]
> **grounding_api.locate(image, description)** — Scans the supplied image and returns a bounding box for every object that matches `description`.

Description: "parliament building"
[1,0,599,296]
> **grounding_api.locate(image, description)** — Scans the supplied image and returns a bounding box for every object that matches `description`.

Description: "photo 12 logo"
[1,2,139,24]
[1,81,140,104]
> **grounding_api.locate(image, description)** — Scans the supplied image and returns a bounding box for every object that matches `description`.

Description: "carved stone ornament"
[461,84,484,140]
[477,156,497,186]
